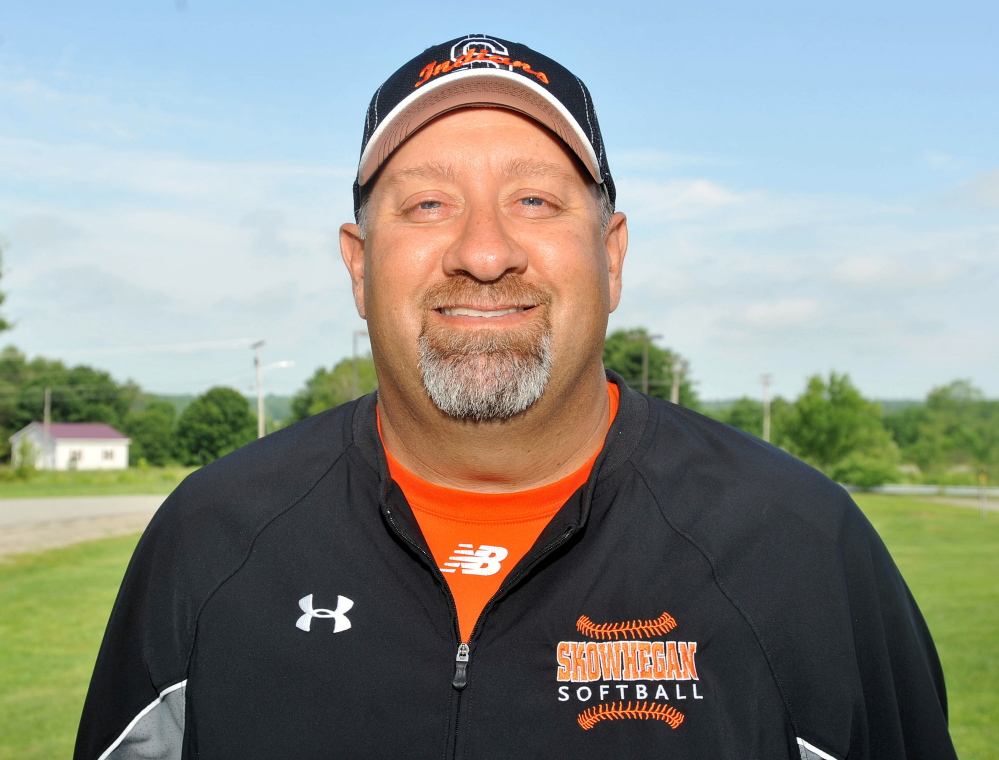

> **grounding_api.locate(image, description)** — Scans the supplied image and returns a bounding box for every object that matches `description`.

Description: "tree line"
[0,346,257,468]
[1,330,994,486]
[595,329,998,487]
[289,328,997,487]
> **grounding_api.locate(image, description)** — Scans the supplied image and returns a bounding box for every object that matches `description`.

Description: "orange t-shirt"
[381,383,619,641]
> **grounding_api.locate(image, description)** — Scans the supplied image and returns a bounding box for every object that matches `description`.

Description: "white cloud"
[828,254,964,288]
[0,76,95,106]
[0,134,351,205]
[0,111,996,399]
[919,150,967,171]
[9,213,83,251]
[964,168,999,210]
[620,177,750,221]
[742,298,823,328]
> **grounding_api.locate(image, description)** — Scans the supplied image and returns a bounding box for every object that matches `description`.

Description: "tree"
[174,387,256,465]
[782,372,899,485]
[885,380,998,476]
[291,355,378,422]
[0,241,12,334]
[124,400,177,466]
[602,329,699,409]
[0,346,140,460]
[721,397,764,437]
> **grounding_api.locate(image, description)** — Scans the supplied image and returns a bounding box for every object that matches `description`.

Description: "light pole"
[251,340,265,439]
[43,387,52,470]
[669,358,687,405]
[762,373,773,443]
[627,332,662,395]
[352,329,369,400]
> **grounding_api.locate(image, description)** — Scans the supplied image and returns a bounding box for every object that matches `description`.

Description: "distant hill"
[698,398,924,418]
[155,394,294,424]
[877,399,924,415]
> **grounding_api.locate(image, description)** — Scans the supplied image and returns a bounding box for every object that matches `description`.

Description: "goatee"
[418,277,553,422]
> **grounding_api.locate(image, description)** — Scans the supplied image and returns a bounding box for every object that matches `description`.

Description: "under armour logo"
[441,544,508,576]
[296,593,354,632]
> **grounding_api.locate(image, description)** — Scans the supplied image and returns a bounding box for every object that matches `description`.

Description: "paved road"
[0,494,168,527]
[0,494,170,558]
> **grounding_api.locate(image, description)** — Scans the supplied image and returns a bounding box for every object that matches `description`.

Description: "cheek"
[363,236,441,328]
[536,236,611,307]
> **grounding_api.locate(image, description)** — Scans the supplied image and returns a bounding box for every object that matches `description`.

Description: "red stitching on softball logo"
[576,612,677,640]
[577,701,685,730]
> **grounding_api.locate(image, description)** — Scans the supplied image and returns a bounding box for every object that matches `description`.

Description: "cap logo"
[414,36,549,89]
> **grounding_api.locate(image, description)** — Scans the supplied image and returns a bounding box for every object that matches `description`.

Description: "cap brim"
[357,69,604,187]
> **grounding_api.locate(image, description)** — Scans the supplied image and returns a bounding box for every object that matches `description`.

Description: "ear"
[339,223,367,318]
[603,211,628,313]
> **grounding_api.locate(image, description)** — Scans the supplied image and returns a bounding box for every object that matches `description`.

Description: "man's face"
[341,108,626,421]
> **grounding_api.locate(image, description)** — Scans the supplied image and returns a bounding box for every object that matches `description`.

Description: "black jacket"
[75,376,956,760]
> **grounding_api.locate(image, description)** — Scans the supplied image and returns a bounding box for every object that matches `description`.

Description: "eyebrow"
[379,161,461,189]
[378,157,581,191]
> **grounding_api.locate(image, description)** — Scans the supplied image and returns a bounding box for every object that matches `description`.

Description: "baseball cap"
[353,34,615,218]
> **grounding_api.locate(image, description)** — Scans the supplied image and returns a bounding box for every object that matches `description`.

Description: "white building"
[10,422,131,471]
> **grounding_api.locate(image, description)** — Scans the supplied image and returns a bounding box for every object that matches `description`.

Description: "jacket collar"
[350,369,649,513]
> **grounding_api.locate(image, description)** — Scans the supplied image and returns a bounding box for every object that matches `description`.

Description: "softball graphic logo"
[576,612,677,640]
[555,611,702,731]
[578,701,685,730]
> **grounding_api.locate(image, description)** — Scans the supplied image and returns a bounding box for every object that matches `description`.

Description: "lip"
[430,303,541,326]
[438,305,535,318]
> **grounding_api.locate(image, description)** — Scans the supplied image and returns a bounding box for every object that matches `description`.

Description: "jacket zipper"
[463,525,576,646]
[385,504,578,759]
[382,507,468,758]
[453,643,470,689]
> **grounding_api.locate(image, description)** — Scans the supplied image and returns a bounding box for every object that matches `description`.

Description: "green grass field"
[858,495,999,758]
[0,466,196,499]
[0,495,995,758]
[0,534,140,760]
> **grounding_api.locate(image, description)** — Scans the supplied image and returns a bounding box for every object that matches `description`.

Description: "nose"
[441,203,528,282]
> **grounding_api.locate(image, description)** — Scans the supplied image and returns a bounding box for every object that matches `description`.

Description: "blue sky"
[1,1,996,400]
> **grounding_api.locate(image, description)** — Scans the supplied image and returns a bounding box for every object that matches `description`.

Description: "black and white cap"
[353,34,615,218]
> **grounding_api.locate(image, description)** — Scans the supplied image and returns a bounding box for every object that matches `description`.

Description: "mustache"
[421,275,552,311]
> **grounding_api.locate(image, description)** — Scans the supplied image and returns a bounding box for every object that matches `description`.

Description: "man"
[76,35,957,760]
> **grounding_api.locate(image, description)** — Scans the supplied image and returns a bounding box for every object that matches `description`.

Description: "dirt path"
[0,495,167,560]
[0,512,156,559]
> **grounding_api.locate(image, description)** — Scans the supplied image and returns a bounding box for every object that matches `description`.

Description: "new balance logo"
[296,593,353,632]
[441,544,508,576]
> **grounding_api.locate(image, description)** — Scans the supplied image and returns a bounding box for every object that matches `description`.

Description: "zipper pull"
[452,643,470,690]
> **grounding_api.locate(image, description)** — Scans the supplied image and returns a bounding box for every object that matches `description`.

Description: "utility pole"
[252,340,265,439]
[670,358,685,405]
[627,332,662,395]
[352,329,369,400]
[43,387,51,470]
[762,373,773,443]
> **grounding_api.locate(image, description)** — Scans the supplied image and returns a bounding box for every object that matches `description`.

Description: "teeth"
[441,307,528,317]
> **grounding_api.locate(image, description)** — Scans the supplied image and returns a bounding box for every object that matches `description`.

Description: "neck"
[377,364,611,493]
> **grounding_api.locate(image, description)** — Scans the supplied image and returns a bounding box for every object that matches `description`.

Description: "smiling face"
[341,107,627,423]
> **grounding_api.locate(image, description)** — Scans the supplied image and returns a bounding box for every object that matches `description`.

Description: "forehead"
[371,108,592,191]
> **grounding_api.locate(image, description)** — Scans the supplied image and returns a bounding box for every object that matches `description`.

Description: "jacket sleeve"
[785,495,957,760]
[73,495,202,760]
[834,505,957,760]
[73,408,351,760]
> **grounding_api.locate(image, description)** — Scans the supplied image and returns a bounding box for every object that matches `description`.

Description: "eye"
[520,197,545,207]
[401,195,453,222]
